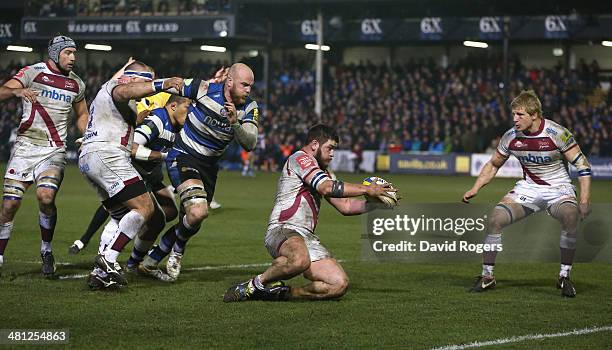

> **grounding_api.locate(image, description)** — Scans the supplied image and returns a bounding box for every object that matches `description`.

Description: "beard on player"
[314,147,332,170]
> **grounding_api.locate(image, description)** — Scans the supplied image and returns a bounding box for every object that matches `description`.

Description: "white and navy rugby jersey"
[133,107,177,172]
[173,81,259,158]
[11,62,86,147]
[497,119,578,186]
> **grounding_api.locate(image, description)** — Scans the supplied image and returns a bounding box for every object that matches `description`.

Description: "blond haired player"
[0,35,88,278]
[224,124,397,302]
[463,90,591,297]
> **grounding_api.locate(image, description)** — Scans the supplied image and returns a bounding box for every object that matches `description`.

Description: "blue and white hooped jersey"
[133,107,176,173]
[134,107,176,153]
[173,81,259,158]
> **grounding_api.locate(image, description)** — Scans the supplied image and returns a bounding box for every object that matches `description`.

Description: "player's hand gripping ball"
[362,176,399,208]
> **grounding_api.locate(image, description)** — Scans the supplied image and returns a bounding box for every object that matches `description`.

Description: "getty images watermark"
[362,204,612,263]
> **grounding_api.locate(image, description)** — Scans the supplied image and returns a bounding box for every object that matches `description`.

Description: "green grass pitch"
[1,165,611,349]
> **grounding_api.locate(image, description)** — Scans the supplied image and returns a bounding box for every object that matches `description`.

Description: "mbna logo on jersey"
[517,154,552,164]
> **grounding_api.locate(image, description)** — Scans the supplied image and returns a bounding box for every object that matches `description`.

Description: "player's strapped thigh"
[489,199,535,230]
[176,180,208,209]
[172,153,219,203]
[35,169,63,192]
[2,179,28,201]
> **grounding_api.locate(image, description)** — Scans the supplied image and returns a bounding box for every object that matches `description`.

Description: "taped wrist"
[134,146,152,161]
[152,79,165,92]
[330,180,344,198]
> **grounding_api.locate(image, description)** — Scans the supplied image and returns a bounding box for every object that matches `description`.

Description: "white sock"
[0,255,4,266]
[253,274,265,290]
[560,264,572,278]
[99,219,119,255]
[482,264,494,276]
[41,241,52,253]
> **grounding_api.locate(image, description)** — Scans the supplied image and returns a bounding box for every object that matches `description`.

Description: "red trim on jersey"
[123,177,140,186]
[561,143,578,154]
[302,166,321,180]
[120,125,132,146]
[45,61,67,76]
[17,105,37,134]
[33,73,79,94]
[522,118,545,136]
[279,185,319,228]
[521,164,550,186]
[509,137,556,152]
[18,102,64,146]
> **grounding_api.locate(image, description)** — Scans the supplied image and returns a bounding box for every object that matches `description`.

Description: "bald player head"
[225,63,254,105]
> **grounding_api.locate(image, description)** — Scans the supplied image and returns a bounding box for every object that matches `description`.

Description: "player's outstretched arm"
[563,145,591,219]
[326,197,369,216]
[0,79,37,103]
[112,78,183,102]
[316,178,395,199]
[462,151,508,203]
[131,144,166,162]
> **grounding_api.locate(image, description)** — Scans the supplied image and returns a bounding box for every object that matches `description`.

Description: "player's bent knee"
[488,205,513,232]
[36,188,57,207]
[327,274,349,299]
[289,254,311,273]
[186,203,208,224]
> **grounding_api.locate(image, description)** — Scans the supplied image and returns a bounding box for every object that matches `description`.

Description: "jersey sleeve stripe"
[561,143,578,153]
[570,153,582,165]
[312,174,331,190]
[496,149,509,158]
[301,166,321,180]
[241,119,258,126]
[310,171,327,187]
[134,129,150,143]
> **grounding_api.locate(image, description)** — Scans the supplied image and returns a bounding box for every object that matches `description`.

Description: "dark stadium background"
[0,1,611,349]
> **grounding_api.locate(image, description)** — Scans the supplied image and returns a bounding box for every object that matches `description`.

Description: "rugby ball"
[362,176,398,207]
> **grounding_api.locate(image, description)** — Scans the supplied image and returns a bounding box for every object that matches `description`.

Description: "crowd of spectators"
[25,0,231,17]
[259,54,611,170]
[0,54,610,169]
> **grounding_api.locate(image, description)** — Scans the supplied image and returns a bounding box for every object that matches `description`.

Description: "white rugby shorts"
[4,139,66,182]
[506,180,577,212]
[78,147,142,201]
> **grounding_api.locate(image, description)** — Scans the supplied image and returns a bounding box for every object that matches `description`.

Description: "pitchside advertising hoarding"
[21,16,234,39]
[379,152,612,180]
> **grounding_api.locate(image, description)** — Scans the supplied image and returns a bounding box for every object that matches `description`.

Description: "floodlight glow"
[85,44,112,51]
[200,45,227,52]
[463,40,488,49]
[305,44,330,51]
[7,45,33,52]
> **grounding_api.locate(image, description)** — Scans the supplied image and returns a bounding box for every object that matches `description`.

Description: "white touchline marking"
[16,259,349,280]
[431,325,612,350]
